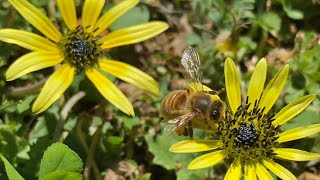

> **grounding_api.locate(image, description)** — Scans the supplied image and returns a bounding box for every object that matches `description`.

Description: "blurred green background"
[0,0,319,179]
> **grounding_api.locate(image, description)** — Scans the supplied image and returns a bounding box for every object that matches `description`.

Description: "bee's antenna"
[207,88,225,95]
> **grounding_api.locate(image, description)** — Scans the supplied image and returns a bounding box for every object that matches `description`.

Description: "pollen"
[218,96,280,161]
[59,26,102,72]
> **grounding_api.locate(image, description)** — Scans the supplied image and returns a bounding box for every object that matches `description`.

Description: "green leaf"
[177,168,208,180]
[116,115,140,130]
[109,5,150,31]
[0,128,18,160]
[0,154,24,180]
[28,118,49,144]
[146,133,210,179]
[16,95,36,113]
[290,71,306,89]
[145,135,177,170]
[136,173,151,180]
[39,142,83,178]
[281,109,319,131]
[107,136,123,145]
[280,0,303,20]
[238,36,257,50]
[284,8,303,19]
[41,170,82,180]
[185,32,202,45]
[258,12,281,32]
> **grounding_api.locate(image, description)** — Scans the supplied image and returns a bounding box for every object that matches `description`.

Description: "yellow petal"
[98,59,159,96]
[258,65,289,114]
[187,150,227,170]
[247,58,267,111]
[244,161,256,180]
[276,123,320,143]
[274,148,320,161]
[94,0,140,36]
[6,51,63,81]
[169,140,223,153]
[224,158,241,180]
[262,158,296,180]
[32,64,75,114]
[8,0,61,42]
[98,21,169,49]
[57,0,77,30]
[224,57,241,114]
[255,162,273,180]
[86,68,134,116]
[272,95,316,126]
[0,29,59,51]
[82,0,105,32]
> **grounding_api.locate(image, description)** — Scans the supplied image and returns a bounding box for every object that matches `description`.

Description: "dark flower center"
[59,26,102,72]
[218,96,280,161]
[235,123,258,146]
[69,36,92,60]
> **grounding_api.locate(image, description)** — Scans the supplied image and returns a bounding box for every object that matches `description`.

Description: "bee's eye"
[211,109,220,120]
[210,101,223,120]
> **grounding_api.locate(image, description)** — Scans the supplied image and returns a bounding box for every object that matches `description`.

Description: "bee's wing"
[163,123,179,136]
[180,46,203,91]
[164,113,195,135]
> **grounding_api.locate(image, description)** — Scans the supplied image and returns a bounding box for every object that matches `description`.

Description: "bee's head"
[210,100,225,121]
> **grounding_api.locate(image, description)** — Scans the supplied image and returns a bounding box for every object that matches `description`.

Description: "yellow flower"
[170,58,320,179]
[0,0,169,115]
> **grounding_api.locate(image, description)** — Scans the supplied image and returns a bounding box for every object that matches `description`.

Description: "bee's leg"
[187,121,193,139]
[183,127,188,136]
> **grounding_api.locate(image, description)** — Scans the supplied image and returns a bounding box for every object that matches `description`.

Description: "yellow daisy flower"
[0,0,168,115]
[170,58,320,179]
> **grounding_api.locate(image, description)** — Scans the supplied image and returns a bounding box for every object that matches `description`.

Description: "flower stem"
[48,0,56,22]
[53,91,86,142]
[5,78,47,98]
[77,114,109,180]
[3,8,16,28]
[84,119,105,180]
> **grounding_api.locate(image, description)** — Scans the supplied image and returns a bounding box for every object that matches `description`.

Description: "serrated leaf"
[0,154,24,180]
[17,95,36,113]
[39,142,83,178]
[259,12,281,32]
[146,133,210,179]
[239,36,257,50]
[28,118,49,144]
[117,115,139,130]
[145,135,176,170]
[41,170,82,180]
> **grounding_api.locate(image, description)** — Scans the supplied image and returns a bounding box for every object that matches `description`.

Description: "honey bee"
[160,46,225,138]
